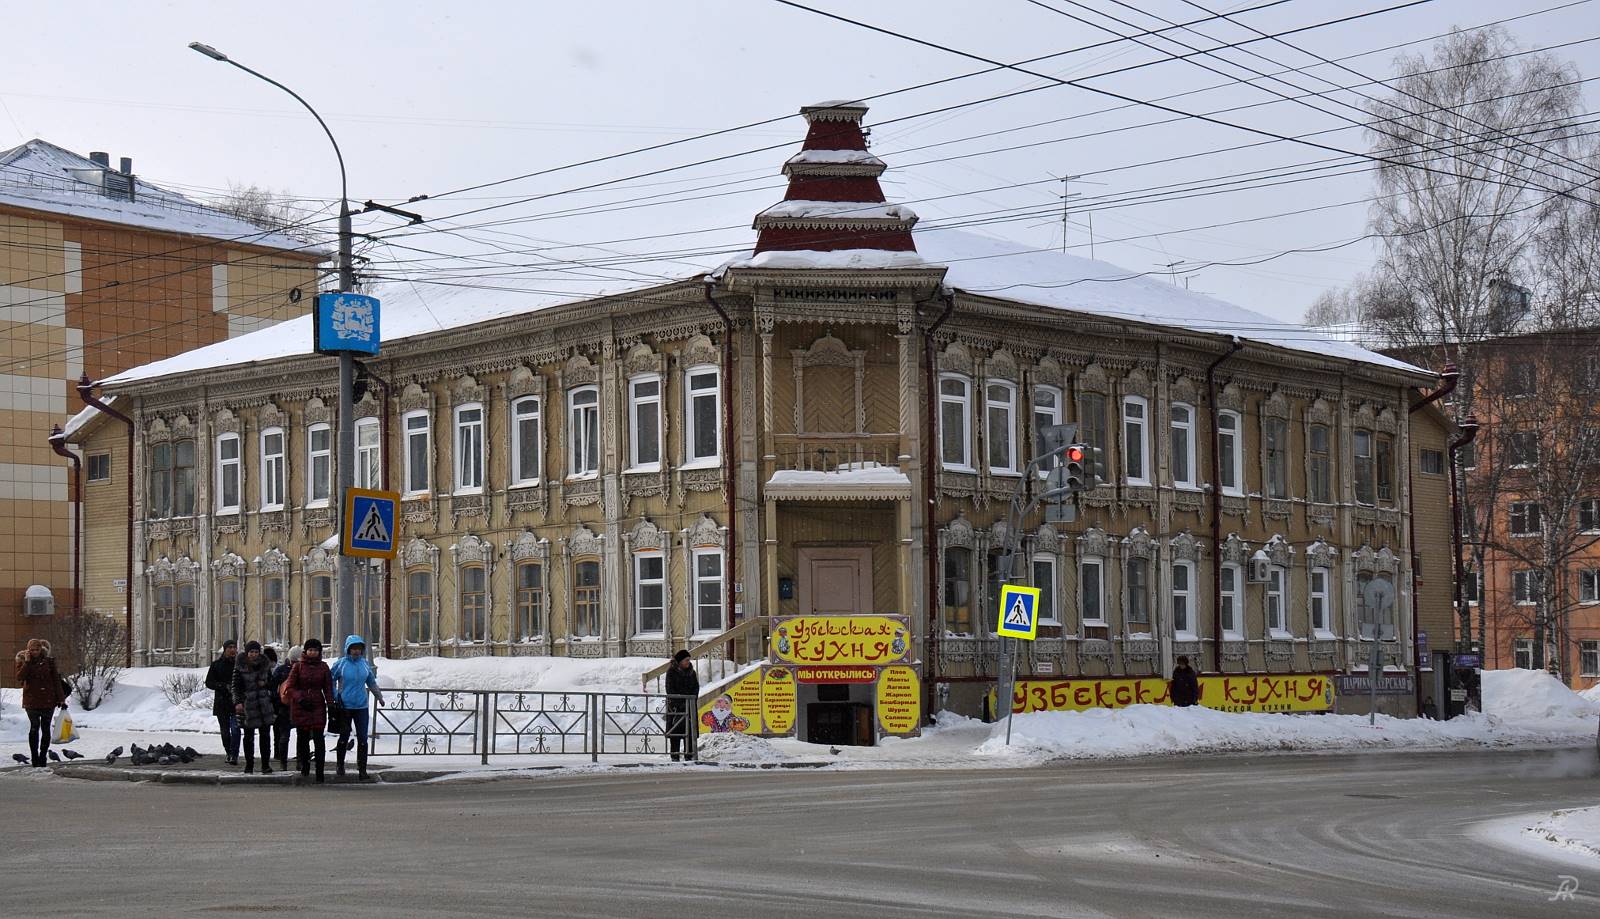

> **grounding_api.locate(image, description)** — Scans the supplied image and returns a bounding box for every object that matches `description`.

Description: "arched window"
[406,570,433,645]
[573,559,602,638]
[515,561,544,641]
[459,566,487,643]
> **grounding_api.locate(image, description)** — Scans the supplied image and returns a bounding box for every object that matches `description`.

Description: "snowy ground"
[1478,805,1600,869]
[3,662,1596,777]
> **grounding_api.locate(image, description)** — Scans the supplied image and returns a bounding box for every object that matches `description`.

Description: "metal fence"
[370,688,698,764]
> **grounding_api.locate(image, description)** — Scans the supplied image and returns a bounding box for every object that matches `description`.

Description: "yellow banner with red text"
[1008,674,1335,715]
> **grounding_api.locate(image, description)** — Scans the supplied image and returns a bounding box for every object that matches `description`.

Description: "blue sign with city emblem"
[314,292,380,355]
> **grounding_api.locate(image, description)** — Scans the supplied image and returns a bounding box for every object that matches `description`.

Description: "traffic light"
[1088,444,1106,486]
[1063,443,1086,492]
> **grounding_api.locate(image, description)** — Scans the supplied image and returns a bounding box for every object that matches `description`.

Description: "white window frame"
[1033,385,1062,450]
[1509,501,1542,537]
[692,548,725,636]
[1508,431,1539,469]
[1513,638,1534,670]
[1032,554,1059,625]
[454,402,485,495]
[306,422,331,507]
[355,417,380,490]
[1080,557,1106,626]
[627,374,663,472]
[259,426,285,511]
[939,373,974,472]
[1170,402,1196,489]
[1579,497,1599,534]
[1580,639,1599,677]
[985,380,1019,475]
[1578,569,1598,605]
[215,433,240,514]
[568,386,600,480]
[1217,409,1242,496]
[633,551,666,637]
[510,396,541,487]
[1266,565,1289,637]
[403,410,431,497]
[1513,570,1538,606]
[1310,567,1333,637]
[1122,395,1150,486]
[683,365,721,469]
[1220,563,1243,638]
[1171,559,1195,638]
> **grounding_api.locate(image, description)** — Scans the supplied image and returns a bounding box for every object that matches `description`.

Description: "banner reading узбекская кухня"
[1009,674,1335,714]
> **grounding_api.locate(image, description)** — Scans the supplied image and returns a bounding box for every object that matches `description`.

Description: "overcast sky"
[3,0,1596,323]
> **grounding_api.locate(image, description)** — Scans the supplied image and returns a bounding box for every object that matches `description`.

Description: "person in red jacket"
[14,638,68,766]
[283,637,333,783]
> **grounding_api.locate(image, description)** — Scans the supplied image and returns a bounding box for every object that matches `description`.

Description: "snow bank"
[1482,668,1600,723]
[1525,806,1600,862]
[375,655,658,694]
[1579,684,1600,706]
[696,732,790,766]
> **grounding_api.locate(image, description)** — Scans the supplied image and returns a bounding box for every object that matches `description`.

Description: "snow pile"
[696,731,790,766]
[1579,683,1600,706]
[375,655,658,694]
[1482,668,1600,724]
[1524,806,1600,862]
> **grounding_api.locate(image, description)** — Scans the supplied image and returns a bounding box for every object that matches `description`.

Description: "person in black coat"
[664,650,700,762]
[204,639,241,764]
[1170,655,1201,708]
[269,646,295,771]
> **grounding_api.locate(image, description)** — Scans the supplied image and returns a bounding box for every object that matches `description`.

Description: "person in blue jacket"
[329,634,385,780]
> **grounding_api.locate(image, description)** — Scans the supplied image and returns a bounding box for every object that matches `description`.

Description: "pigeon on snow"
[183,746,201,759]
[62,749,83,760]
[47,750,61,762]
[104,751,120,765]
[10,753,28,764]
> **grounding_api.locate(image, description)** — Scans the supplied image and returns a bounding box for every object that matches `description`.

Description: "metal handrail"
[641,616,772,690]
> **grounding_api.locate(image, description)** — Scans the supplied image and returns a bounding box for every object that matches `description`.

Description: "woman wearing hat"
[231,640,277,773]
[283,638,334,782]
[664,649,699,762]
[13,638,68,767]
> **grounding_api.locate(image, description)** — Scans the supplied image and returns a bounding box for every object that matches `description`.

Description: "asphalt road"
[4,748,1598,918]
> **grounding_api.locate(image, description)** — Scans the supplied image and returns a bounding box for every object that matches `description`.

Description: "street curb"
[48,763,425,785]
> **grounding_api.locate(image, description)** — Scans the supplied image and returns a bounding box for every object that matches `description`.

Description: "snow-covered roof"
[61,398,110,440]
[756,200,917,222]
[0,139,322,255]
[722,248,930,270]
[914,230,1426,375]
[765,463,912,500]
[784,149,885,168]
[102,276,673,386]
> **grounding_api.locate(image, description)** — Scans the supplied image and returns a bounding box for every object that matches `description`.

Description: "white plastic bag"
[53,709,77,744]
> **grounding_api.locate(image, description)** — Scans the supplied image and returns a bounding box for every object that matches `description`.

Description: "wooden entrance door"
[798,548,872,614]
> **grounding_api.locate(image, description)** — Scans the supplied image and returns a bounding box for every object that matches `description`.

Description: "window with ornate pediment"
[628,375,663,472]
[569,386,600,479]
[406,570,433,645]
[216,433,241,514]
[942,546,974,634]
[939,375,973,472]
[986,381,1018,475]
[307,422,332,506]
[573,559,602,638]
[685,366,721,466]
[260,427,285,511]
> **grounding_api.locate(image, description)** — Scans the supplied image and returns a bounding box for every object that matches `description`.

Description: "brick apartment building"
[0,139,324,675]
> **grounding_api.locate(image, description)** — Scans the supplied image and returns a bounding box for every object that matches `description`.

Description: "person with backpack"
[13,638,68,767]
[204,639,241,765]
[231,641,276,774]
[269,645,298,771]
[282,637,333,783]
[329,635,385,780]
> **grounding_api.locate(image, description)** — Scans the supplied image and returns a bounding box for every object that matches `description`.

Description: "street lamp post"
[190,42,358,642]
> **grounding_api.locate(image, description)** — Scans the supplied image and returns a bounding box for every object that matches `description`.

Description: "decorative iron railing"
[370,688,698,764]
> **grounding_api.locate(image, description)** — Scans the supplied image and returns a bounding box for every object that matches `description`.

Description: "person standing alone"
[13,638,68,766]
[329,635,385,780]
[664,649,700,762]
[232,641,276,774]
[205,639,241,764]
[1170,655,1201,708]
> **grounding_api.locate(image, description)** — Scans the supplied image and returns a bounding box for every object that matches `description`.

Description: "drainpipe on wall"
[76,375,134,668]
[922,290,956,717]
[1408,364,1457,716]
[47,426,82,619]
[1448,414,1480,654]
[1205,337,1243,674]
[361,360,394,659]
[702,281,738,645]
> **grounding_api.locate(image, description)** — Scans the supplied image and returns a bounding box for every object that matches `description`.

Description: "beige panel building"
[2,140,324,675]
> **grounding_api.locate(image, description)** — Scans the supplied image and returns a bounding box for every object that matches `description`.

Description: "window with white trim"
[1580,497,1599,533]
[1033,385,1062,455]
[1033,554,1058,625]
[454,403,485,493]
[1510,501,1542,537]
[1170,403,1195,488]
[1171,560,1194,637]
[1218,410,1242,495]
[1508,431,1538,468]
[1513,638,1534,670]
[1267,565,1288,635]
[1220,563,1242,637]
[1581,640,1599,677]
[939,375,972,471]
[568,386,599,479]
[1579,569,1598,604]
[1513,569,1538,605]
[404,411,430,496]
[1464,569,1482,605]
[633,553,665,635]
[1310,567,1331,635]
[216,434,240,513]
[306,423,331,505]
[511,397,541,486]
[628,375,662,471]
[1126,557,1150,627]
[986,381,1018,474]
[260,427,285,511]
[1123,395,1149,485]
[355,418,380,489]
[693,549,725,635]
[685,366,721,466]
[1080,557,1105,625]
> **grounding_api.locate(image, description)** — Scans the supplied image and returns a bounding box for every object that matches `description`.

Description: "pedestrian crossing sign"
[996,584,1041,640]
[342,487,400,559]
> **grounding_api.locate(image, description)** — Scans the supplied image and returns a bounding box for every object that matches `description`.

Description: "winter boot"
[261,760,272,774]
[336,747,346,777]
[315,758,325,784]
[357,745,368,781]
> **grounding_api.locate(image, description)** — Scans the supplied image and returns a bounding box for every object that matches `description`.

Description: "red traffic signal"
[1065,445,1085,463]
